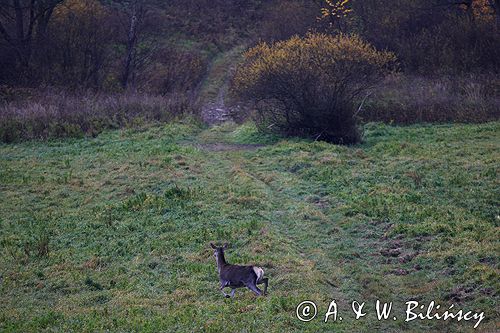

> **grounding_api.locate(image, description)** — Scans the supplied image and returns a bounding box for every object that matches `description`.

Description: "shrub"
[0,91,196,143]
[232,33,395,144]
[361,74,500,124]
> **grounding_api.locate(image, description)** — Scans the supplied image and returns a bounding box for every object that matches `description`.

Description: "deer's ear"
[210,243,216,249]
[223,243,228,249]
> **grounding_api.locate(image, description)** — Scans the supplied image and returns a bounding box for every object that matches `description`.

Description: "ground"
[0,120,499,332]
[199,46,245,125]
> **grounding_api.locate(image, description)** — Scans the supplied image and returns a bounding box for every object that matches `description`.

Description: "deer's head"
[210,242,228,264]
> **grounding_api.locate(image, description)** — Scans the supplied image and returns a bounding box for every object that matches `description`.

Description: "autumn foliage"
[233,33,395,143]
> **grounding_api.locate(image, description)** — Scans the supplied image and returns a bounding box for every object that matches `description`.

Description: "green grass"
[0,121,498,332]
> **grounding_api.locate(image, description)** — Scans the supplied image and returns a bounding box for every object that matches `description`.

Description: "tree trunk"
[121,6,139,89]
[12,0,32,68]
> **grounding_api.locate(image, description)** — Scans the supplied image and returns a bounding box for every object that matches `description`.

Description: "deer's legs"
[258,278,268,295]
[220,281,231,298]
[221,287,234,298]
[220,287,237,298]
[245,282,262,296]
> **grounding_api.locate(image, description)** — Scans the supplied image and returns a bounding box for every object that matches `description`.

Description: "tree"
[317,0,353,32]
[45,0,115,87]
[0,0,64,71]
[105,0,156,89]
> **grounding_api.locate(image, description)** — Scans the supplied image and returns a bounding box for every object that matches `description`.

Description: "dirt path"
[195,142,264,152]
[198,46,246,125]
[201,84,232,124]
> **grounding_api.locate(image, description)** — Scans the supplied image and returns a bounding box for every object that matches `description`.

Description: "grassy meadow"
[0,121,499,332]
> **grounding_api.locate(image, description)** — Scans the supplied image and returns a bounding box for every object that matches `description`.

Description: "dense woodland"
[0,0,499,141]
[1,0,499,89]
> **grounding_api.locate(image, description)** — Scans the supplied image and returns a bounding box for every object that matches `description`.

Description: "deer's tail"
[253,266,264,282]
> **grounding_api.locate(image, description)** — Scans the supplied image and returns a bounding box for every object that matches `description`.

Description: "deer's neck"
[216,253,227,274]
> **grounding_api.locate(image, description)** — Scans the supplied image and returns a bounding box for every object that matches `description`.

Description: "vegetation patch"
[0,92,197,143]
[232,33,395,144]
[1,121,498,332]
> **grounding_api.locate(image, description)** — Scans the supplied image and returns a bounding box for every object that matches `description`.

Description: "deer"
[210,243,268,298]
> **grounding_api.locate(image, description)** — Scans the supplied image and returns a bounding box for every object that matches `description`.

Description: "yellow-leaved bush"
[232,33,396,143]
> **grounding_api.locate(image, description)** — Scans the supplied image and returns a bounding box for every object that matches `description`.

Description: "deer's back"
[221,264,259,285]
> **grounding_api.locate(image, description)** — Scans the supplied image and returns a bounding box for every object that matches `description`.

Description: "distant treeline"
[0,0,499,92]
[0,0,267,92]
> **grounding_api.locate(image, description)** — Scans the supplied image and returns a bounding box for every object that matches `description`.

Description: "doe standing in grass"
[211,243,268,298]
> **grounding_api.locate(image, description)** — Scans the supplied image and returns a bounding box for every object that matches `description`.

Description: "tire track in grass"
[186,136,368,331]
[203,148,366,330]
